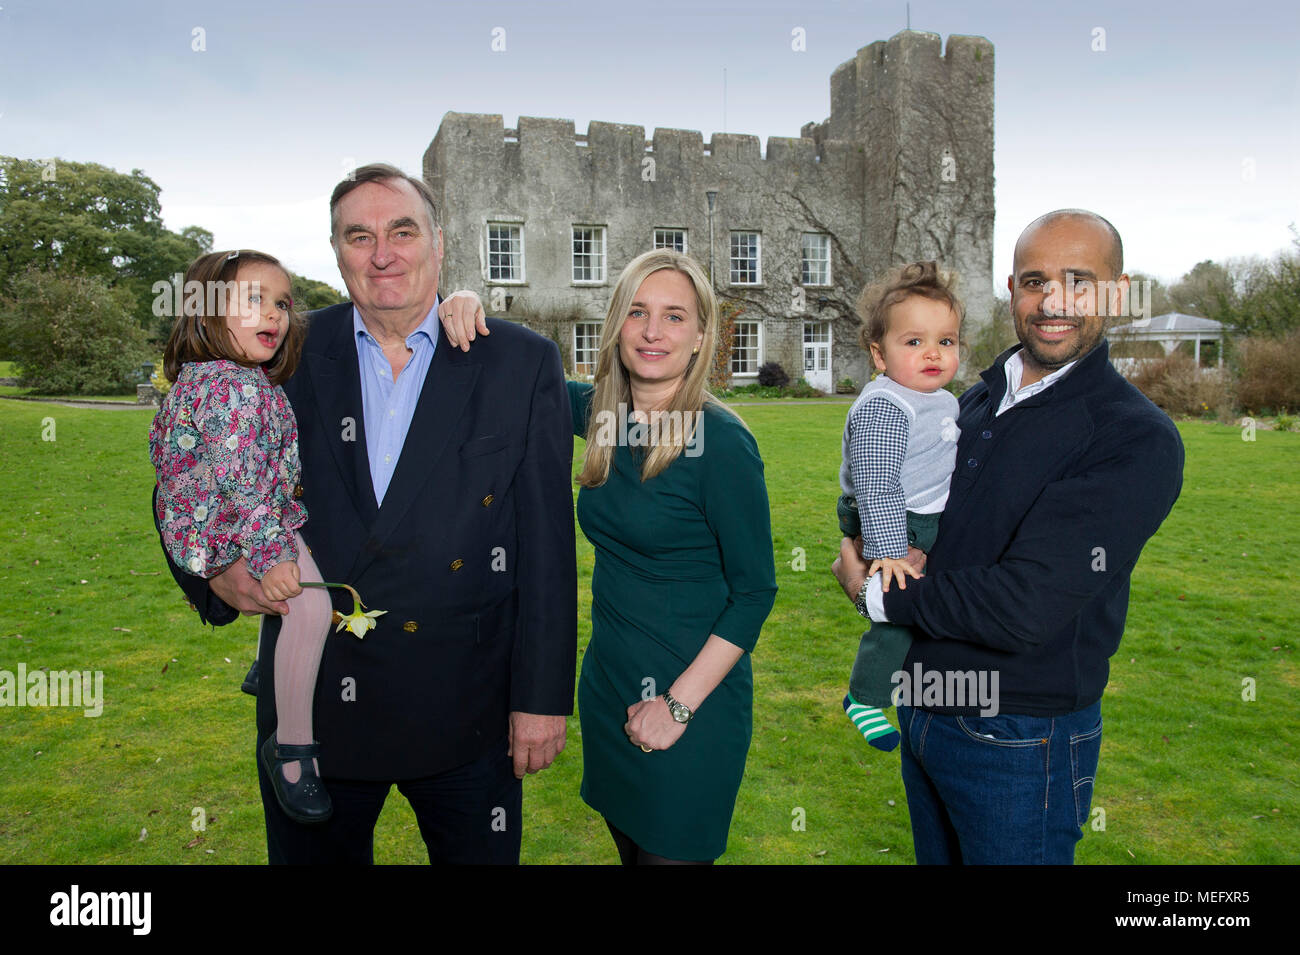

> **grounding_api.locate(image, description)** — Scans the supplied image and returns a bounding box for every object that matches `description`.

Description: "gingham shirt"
[846,399,912,559]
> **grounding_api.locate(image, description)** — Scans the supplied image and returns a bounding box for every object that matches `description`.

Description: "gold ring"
[639,744,652,753]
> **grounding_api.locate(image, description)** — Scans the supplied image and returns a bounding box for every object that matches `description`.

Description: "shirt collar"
[1002,349,1078,397]
[352,297,442,350]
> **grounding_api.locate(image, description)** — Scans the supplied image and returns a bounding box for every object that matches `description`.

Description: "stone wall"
[424,29,994,391]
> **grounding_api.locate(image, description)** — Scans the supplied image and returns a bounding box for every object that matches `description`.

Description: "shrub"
[0,268,151,395]
[1126,351,1232,418]
[757,361,789,388]
[1234,332,1300,415]
[1274,412,1298,432]
[785,378,822,398]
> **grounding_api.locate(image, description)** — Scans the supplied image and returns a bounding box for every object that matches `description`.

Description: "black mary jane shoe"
[240,660,260,696]
[259,737,333,825]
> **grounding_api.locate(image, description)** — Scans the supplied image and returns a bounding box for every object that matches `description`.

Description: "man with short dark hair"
[159,164,576,864]
[834,209,1184,864]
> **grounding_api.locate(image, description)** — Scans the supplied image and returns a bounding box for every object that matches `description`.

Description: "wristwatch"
[662,691,694,724]
[854,579,872,619]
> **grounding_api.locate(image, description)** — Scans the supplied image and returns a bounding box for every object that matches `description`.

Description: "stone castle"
[423,29,994,390]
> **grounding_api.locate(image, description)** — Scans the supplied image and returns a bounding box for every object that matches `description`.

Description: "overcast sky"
[3,0,1296,295]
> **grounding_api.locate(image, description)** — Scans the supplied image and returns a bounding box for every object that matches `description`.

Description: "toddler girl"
[151,249,333,823]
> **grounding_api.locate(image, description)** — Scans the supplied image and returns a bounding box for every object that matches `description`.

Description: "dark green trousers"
[837,496,940,707]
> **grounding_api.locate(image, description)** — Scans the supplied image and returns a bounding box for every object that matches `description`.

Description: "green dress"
[569,383,777,861]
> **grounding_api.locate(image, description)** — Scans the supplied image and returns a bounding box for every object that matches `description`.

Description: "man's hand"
[834,538,929,605]
[211,557,289,616]
[832,536,870,603]
[438,290,488,352]
[507,712,566,779]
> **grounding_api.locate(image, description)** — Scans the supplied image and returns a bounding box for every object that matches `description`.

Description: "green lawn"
[0,400,1294,864]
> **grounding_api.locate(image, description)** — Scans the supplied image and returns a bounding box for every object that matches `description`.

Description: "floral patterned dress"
[150,359,306,580]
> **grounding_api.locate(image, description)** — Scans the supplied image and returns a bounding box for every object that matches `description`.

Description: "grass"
[0,400,1295,864]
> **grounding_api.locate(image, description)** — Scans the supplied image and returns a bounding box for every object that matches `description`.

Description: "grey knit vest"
[839,374,961,509]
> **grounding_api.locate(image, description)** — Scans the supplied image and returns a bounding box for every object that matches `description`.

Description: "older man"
[160,164,576,863]
[834,209,1184,864]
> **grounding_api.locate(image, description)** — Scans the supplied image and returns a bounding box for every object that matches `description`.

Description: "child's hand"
[867,557,922,593]
[260,561,302,603]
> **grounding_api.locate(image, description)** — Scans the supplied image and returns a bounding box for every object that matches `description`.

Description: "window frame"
[730,320,763,377]
[573,321,602,378]
[653,228,687,254]
[729,230,763,286]
[485,220,525,285]
[571,225,607,285]
[800,232,832,287]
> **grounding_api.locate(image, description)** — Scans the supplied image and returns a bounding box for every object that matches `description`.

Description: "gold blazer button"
[481,494,494,507]
[402,620,419,632]
[450,558,464,571]
[293,484,304,499]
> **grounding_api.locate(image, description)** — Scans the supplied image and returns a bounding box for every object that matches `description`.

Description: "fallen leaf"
[814,849,827,857]
[147,809,160,816]
[1127,848,1135,858]
[1162,735,1170,743]
[1177,594,1186,601]
[877,848,889,853]
[113,627,132,632]
[160,663,168,674]
[887,800,895,806]
[184,836,204,849]
[138,828,148,842]
[223,657,231,664]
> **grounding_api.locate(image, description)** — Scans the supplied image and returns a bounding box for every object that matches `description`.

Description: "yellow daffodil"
[302,581,386,639]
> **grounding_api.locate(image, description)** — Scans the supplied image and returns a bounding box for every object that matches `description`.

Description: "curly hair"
[856,260,965,353]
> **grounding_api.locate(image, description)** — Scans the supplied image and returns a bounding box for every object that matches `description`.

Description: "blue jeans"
[897,701,1103,864]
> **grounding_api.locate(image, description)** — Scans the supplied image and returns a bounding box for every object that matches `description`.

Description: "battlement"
[433,112,833,168]
[428,29,991,174]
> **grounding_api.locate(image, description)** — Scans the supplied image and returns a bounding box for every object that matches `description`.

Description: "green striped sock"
[843,694,900,752]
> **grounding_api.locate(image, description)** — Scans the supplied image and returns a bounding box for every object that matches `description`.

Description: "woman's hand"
[438,290,489,352]
[625,697,688,752]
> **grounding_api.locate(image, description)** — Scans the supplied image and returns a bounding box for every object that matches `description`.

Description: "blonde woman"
[443,249,776,864]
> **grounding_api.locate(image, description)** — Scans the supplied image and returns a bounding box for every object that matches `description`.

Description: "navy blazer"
[157,302,577,779]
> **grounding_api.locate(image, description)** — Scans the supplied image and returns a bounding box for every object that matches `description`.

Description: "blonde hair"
[579,249,736,487]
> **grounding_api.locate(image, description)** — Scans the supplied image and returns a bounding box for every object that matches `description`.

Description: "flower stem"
[300,580,366,608]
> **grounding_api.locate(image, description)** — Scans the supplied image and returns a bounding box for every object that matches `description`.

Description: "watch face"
[671,702,690,723]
